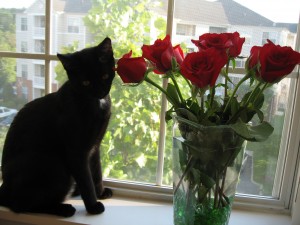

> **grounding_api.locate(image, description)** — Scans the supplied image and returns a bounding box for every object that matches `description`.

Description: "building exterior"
[15,0,93,100]
[15,0,297,114]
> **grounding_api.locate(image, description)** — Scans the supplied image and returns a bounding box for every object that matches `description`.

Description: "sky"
[0,0,299,23]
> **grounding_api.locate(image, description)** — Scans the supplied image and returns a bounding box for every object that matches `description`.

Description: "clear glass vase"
[172,116,246,225]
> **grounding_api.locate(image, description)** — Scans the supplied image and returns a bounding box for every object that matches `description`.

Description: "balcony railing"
[33,76,45,89]
[34,27,45,38]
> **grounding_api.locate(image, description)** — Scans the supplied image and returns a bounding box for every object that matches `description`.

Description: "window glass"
[161,0,299,199]
[0,0,299,200]
[52,0,168,183]
[0,0,45,53]
[0,58,43,159]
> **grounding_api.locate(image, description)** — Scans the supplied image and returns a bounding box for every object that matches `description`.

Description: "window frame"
[0,0,299,214]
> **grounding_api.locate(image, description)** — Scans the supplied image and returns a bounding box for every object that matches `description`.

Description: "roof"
[174,0,229,25]
[64,0,92,13]
[219,0,274,26]
[160,0,297,32]
[53,0,92,13]
[275,23,298,33]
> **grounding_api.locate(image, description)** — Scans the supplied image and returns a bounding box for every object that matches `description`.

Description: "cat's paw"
[97,188,113,199]
[86,202,105,215]
[58,204,76,217]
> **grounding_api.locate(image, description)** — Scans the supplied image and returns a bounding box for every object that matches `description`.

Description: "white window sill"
[0,196,292,225]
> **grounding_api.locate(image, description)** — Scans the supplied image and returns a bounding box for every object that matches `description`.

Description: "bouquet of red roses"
[115,32,300,141]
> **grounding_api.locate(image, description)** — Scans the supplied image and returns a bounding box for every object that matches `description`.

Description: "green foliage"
[101,76,162,182]
[84,0,165,58]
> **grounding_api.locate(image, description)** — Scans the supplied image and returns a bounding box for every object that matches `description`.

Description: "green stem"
[174,155,195,195]
[214,171,220,209]
[210,86,216,107]
[168,71,185,104]
[178,71,192,90]
[145,77,178,108]
[252,82,269,105]
[243,80,264,108]
[224,61,230,98]
[223,73,250,113]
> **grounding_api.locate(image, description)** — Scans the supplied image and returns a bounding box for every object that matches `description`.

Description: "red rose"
[192,32,245,58]
[248,40,300,83]
[192,33,233,51]
[173,44,184,65]
[142,35,184,74]
[227,32,245,58]
[180,48,228,88]
[116,51,147,83]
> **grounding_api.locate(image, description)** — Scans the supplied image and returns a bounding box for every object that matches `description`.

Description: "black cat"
[0,38,115,217]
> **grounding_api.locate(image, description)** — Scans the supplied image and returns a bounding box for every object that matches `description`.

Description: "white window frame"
[0,0,299,214]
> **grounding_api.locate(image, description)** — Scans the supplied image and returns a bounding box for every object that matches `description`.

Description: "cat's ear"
[98,37,112,52]
[57,53,73,71]
[97,38,113,63]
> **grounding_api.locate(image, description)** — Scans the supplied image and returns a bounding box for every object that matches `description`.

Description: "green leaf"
[175,108,198,122]
[230,97,239,116]
[166,82,180,106]
[255,109,264,122]
[253,93,264,109]
[171,57,177,71]
[230,119,274,142]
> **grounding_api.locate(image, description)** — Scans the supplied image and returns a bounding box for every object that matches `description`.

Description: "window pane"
[52,0,168,183]
[0,58,44,160]
[162,0,299,199]
[0,0,45,53]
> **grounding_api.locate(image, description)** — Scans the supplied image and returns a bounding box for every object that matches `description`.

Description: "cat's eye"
[102,74,109,80]
[82,80,90,86]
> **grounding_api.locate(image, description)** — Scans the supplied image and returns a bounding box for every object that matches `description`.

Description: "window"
[176,23,196,36]
[0,0,299,214]
[21,18,27,31]
[21,64,28,79]
[34,64,45,77]
[35,16,45,28]
[67,18,80,33]
[262,32,277,45]
[21,41,28,52]
[209,26,227,34]
[34,40,45,53]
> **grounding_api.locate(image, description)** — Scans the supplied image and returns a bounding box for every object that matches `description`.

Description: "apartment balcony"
[33,27,45,39]
[33,76,45,89]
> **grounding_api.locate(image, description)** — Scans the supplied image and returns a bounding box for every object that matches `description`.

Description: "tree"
[0,8,27,109]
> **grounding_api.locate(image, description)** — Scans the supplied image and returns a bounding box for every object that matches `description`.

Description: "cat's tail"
[0,183,10,207]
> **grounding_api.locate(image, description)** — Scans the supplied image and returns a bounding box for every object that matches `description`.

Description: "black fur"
[0,38,115,217]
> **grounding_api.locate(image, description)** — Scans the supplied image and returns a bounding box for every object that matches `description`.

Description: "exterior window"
[35,16,45,28]
[34,40,45,53]
[209,26,227,33]
[22,87,28,99]
[21,18,27,31]
[21,64,28,79]
[262,32,277,44]
[176,23,195,36]
[21,41,28,52]
[34,64,45,77]
[68,18,80,33]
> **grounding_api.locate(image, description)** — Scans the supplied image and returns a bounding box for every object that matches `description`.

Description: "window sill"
[0,196,292,225]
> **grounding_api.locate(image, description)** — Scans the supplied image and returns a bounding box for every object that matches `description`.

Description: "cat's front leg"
[90,147,113,199]
[68,156,105,214]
